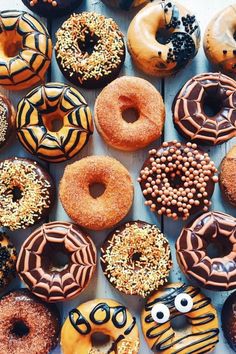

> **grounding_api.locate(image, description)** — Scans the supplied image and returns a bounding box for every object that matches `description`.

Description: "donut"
[101,221,172,297]
[138,141,218,220]
[59,156,134,230]
[0,11,52,91]
[0,232,17,290]
[0,289,60,354]
[61,298,140,354]
[0,94,15,150]
[127,1,200,77]
[173,72,236,145]
[0,158,54,230]
[204,4,236,75]
[17,221,97,302]
[141,282,219,353]
[176,211,236,291]
[16,83,93,163]
[221,291,236,351]
[101,0,147,10]
[220,145,236,206]
[55,12,125,89]
[94,76,165,151]
[22,0,83,17]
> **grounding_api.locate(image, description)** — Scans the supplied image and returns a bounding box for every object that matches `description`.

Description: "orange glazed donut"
[59,156,134,231]
[127,1,200,77]
[0,11,52,91]
[204,4,236,75]
[94,76,165,151]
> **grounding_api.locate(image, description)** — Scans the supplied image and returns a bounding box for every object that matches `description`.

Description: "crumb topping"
[0,98,8,143]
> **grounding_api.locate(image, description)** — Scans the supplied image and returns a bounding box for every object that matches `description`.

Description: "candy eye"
[174,293,193,313]
[151,303,170,324]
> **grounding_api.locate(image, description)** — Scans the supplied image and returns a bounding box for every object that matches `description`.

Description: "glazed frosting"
[17,222,97,302]
[0,10,52,90]
[176,211,236,290]
[16,83,93,163]
[173,72,236,145]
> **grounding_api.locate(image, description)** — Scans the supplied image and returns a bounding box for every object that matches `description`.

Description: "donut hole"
[42,112,64,133]
[42,243,70,272]
[0,31,23,58]
[89,183,106,199]
[11,320,29,338]
[156,28,172,45]
[91,332,113,352]
[167,171,184,188]
[202,92,223,117]
[11,186,23,202]
[206,239,232,259]
[122,107,139,123]
[77,30,99,55]
[132,252,142,263]
[171,314,189,332]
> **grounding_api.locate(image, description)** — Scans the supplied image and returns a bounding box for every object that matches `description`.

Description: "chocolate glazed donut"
[21,0,83,17]
[176,211,236,291]
[173,72,236,145]
[17,222,97,302]
[101,0,147,10]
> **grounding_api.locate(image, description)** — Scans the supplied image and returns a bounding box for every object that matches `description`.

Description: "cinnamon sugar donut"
[59,156,133,230]
[94,76,165,151]
[220,145,236,206]
[0,94,15,150]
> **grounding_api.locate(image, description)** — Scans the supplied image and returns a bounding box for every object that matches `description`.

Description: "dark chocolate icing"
[21,0,83,17]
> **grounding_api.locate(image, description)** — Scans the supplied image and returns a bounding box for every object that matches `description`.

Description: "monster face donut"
[138,141,218,220]
[127,1,200,77]
[55,12,125,89]
[0,158,54,230]
[141,283,219,353]
[101,0,147,10]
[0,11,52,91]
[17,222,97,302]
[16,83,93,163]
[204,4,236,75]
[21,0,83,17]
[173,72,236,145]
[0,94,15,150]
[61,299,140,354]
[176,211,236,291]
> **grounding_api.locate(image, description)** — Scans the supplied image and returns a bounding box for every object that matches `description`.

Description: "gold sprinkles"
[0,158,52,230]
[101,222,172,298]
[0,98,8,144]
[55,12,124,83]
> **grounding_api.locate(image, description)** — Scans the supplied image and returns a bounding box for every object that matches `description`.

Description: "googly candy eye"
[151,303,170,324]
[174,293,193,313]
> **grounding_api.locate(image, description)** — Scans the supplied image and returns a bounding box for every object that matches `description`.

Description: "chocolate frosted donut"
[0,289,60,354]
[138,141,218,220]
[102,0,147,10]
[0,94,15,150]
[176,211,236,291]
[101,221,172,297]
[22,0,83,17]
[16,83,93,163]
[0,158,54,230]
[173,72,236,145]
[55,12,125,89]
[17,222,97,302]
[222,291,236,351]
[220,145,236,206]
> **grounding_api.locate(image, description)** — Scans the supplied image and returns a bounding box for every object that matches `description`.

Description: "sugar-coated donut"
[17,221,97,303]
[0,289,60,354]
[0,158,54,230]
[222,291,236,351]
[0,93,15,150]
[16,83,93,163]
[173,72,236,145]
[102,0,147,10]
[0,232,17,290]
[220,145,236,206]
[94,76,165,151]
[22,0,83,17]
[101,221,172,297]
[138,141,218,220]
[141,283,219,353]
[127,1,200,77]
[0,11,52,91]
[176,211,236,291]
[204,4,236,75]
[59,156,134,230]
[55,12,125,89]
[61,298,140,354]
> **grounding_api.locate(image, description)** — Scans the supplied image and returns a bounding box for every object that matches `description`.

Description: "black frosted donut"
[22,0,83,17]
